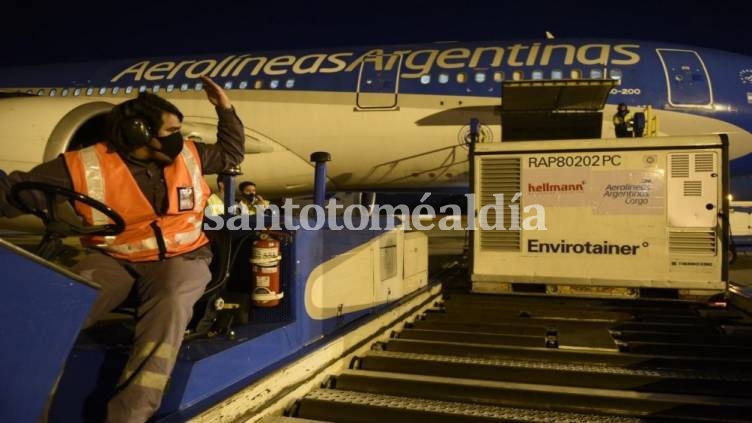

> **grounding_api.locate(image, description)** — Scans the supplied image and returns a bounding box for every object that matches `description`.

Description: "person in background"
[206,175,226,216]
[612,103,633,138]
[238,181,269,214]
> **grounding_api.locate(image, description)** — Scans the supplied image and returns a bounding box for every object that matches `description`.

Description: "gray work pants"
[73,248,212,423]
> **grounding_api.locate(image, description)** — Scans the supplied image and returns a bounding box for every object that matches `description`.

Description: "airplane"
[1,37,751,227]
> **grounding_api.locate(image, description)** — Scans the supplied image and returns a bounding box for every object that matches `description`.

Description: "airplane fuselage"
[0,38,751,199]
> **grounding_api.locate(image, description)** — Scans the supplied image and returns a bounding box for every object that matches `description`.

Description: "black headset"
[119,101,153,148]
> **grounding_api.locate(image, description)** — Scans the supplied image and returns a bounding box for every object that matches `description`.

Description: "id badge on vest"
[178,186,195,211]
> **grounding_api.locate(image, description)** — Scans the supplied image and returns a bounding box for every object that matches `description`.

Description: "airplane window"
[37,89,45,96]
[152,85,160,93]
[254,80,263,89]
[98,87,107,96]
[194,82,203,90]
[531,70,543,80]
[125,86,133,94]
[570,69,582,79]
[239,81,248,89]
[224,81,233,89]
[474,72,486,83]
[270,80,279,89]
[61,88,69,97]
[589,68,603,79]
[551,69,563,79]
[139,85,147,93]
[493,71,504,82]
[73,88,81,96]
[609,68,622,80]
[112,86,120,95]
[512,71,523,81]
[180,83,189,91]
[49,89,56,97]
[420,75,431,84]
[438,73,449,84]
[456,72,467,83]
[285,79,295,88]
[166,84,175,92]
[86,88,94,96]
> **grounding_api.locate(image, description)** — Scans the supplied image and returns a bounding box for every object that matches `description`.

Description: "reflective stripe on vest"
[80,147,109,226]
[180,147,205,212]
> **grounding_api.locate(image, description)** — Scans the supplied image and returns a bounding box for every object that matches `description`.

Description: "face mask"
[243,193,256,202]
[154,131,184,160]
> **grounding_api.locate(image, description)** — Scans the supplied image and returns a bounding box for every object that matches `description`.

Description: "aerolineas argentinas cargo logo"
[528,239,649,255]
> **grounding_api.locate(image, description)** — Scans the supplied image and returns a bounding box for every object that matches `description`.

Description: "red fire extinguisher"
[251,233,283,307]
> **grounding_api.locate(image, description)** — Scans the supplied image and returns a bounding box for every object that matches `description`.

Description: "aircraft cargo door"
[355,53,402,110]
[656,49,714,107]
[500,79,617,141]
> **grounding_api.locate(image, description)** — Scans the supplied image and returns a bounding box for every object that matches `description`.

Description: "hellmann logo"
[528,182,584,192]
[528,239,645,255]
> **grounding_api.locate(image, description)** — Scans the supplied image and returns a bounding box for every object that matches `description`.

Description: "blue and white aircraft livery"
[0,38,751,204]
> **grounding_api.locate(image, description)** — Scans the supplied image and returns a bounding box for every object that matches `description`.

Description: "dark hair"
[238,181,256,191]
[106,92,183,153]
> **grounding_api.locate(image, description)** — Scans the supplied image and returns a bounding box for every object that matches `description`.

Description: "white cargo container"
[471,135,728,298]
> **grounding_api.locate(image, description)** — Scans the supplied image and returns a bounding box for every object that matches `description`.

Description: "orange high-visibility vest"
[63,141,210,262]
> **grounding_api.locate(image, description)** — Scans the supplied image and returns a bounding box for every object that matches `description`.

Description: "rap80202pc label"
[528,154,622,168]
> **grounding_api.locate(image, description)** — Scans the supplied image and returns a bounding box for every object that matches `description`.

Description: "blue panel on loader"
[0,239,98,422]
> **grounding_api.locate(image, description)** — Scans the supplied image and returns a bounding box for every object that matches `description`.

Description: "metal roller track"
[288,291,752,422]
[295,389,644,423]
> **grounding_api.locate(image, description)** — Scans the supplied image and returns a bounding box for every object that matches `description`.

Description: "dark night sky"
[1,1,751,66]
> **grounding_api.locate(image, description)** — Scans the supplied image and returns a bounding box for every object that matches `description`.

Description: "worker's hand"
[200,76,232,110]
